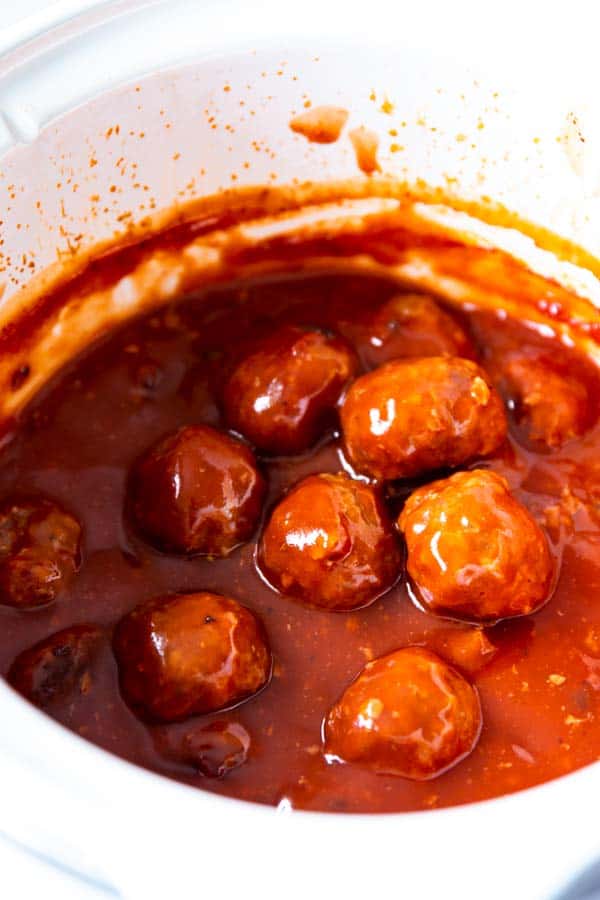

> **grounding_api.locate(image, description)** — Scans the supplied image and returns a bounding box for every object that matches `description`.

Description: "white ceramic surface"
[1,3,600,898]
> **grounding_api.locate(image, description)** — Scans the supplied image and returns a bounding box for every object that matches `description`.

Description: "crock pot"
[2,2,600,898]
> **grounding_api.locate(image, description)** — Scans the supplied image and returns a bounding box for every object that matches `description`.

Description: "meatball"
[340,356,507,480]
[494,352,593,450]
[258,472,401,611]
[324,647,481,779]
[399,469,555,621]
[113,592,271,722]
[430,627,497,676]
[155,720,251,778]
[222,325,357,455]
[7,624,104,707]
[129,425,265,556]
[0,497,81,609]
[360,293,476,369]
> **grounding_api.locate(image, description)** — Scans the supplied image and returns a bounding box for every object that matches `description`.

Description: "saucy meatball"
[340,356,507,480]
[360,293,476,369]
[324,647,481,779]
[7,625,104,707]
[430,627,497,676]
[0,497,81,609]
[113,592,271,723]
[258,472,401,611]
[129,424,265,556]
[222,325,357,455]
[155,720,251,778]
[399,469,555,621]
[494,352,593,450]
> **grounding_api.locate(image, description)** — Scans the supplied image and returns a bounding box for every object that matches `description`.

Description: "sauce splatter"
[349,126,381,174]
[289,106,349,144]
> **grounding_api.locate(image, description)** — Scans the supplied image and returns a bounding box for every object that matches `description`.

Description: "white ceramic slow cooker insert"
[2,3,600,898]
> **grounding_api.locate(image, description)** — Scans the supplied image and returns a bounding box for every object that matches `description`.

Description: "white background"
[2,0,51,27]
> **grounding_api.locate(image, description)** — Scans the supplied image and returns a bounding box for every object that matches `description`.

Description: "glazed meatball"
[324,647,481,779]
[179,721,251,777]
[222,325,357,455]
[155,720,251,778]
[7,625,104,707]
[494,352,593,450]
[429,627,497,676]
[360,293,476,369]
[0,497,81,609]
[399,469,555,621]
[340,356,507,481]
[258,473,401,611]
[113,592,271,722]
[129,424,265,556]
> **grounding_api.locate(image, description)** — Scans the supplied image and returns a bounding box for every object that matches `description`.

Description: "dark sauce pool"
[2,270,600,813]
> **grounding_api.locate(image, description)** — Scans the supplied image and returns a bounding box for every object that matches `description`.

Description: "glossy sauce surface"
[3,271,600,812]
